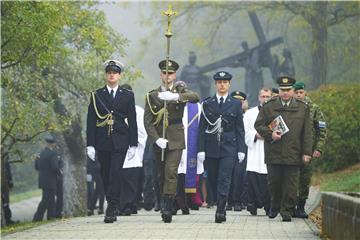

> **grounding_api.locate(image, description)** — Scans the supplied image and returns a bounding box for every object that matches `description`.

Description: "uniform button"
[111,110,114,113]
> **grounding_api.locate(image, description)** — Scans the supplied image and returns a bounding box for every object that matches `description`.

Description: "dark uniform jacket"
[198,95,246,158]
[35,147,61,190]
[87,86,138,151]
[254,97,313,165]
[144,83,199,150]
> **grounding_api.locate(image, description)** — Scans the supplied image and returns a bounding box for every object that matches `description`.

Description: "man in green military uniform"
[144,59,199,223]
[255,76,313,222]
[293,82,327,218]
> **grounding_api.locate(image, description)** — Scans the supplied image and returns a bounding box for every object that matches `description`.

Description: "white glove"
[155,138,168,149]
[158,91,179,101]
[127,146,136,160]
[238,152,246,163]
[86,174,92,182]
[86,146,95,161]
[197,152,205,163]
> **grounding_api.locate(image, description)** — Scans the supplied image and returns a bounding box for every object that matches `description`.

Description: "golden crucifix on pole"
[160,4,177,162]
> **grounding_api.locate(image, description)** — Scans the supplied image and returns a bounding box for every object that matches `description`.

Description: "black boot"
[215,198,227,223]
[295,199,308,218]
[246,203,257,216]
[104,204,117,223]
[162,196,173,223]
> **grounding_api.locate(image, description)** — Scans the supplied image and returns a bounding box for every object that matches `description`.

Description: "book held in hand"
[268,115,289,136]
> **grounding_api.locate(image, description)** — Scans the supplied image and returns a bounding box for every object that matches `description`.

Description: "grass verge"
[1,219,56,236]
[10,189,41,204]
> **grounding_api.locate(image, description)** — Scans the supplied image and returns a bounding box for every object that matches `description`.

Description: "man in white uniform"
[243,87,272,215]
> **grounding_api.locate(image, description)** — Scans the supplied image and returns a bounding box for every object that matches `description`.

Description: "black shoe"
[282,215,291,222]
[295,199,309,218]
[181,208,190,215]
[215,212,226,223]
[240,203,247,210]
[162,196,174,223]
[98,209,104,215]
[226,204,233,211]
[104,205,117,223]
[268,208,279,219]
[87,209,94,216]
[246,204,257,216]
[123,207,132,216]
[234,204,242,211]
[131,205,138,214]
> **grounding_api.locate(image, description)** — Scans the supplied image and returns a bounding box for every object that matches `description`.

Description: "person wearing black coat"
[33,135,61,221]
[86,60,138,223]
[197,71,246,223]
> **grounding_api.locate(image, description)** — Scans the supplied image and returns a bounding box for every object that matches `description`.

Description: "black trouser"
[55,177,63,217]
[89,171,105,211]
[205,156,235,201]
[267,164,299,217]
[247,171,270,211]
[121,167,142,210]
[33,189,56,221]
[142,141,158,207]
[228,159,248,206]
[98,150,127,206]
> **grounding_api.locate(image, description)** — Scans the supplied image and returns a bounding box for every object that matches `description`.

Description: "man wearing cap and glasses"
[197,71,246,223]
[144,59,199,223]
[254,76,313,222]
[86,60,138,223]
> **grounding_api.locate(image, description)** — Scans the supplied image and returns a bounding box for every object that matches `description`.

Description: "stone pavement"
[3,187,320,239]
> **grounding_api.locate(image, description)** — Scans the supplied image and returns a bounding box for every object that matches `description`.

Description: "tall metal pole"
[161,5,177,162]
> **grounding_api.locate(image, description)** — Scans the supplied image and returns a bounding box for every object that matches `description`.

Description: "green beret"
[293,82,306,90]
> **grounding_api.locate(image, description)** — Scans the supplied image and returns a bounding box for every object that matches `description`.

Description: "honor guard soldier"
[86,60,138,223]
[255,76,313,222]
[293,82,327,218]
[197,71,246,223]
[144,59,199,223]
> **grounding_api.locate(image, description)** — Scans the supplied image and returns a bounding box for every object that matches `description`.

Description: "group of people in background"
[27,56,326,225]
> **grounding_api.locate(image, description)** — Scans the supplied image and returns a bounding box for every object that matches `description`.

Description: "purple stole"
[184,103,199,193]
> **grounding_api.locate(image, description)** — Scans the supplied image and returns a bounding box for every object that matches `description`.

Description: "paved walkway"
[3,187,321,239]
[11,196,41,223]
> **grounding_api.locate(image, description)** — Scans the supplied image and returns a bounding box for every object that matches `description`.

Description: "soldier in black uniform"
[198,71,246,223]
[33,135,61,221]
[86,60,138,223]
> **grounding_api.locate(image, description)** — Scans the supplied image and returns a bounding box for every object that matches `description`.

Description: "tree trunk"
[53,97,87,217]
[309,1,328,89]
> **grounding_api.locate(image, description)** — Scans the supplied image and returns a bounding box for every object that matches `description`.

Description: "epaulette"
[201,96,212,103]
[119,87,133,95]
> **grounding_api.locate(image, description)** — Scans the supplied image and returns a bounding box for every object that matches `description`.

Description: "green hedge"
[309,83,360,172]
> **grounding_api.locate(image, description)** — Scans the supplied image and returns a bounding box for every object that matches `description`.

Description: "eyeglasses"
[260,95,271,98]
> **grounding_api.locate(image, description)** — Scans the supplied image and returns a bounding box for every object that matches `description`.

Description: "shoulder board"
[295,98,307,105]
[203,96,211,102]
[119,87,133,95]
